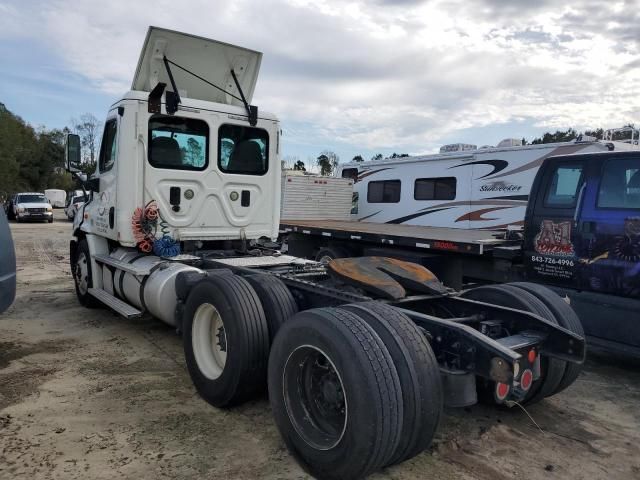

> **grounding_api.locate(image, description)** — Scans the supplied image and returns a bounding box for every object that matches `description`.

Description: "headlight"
[17,207,25,213]
[47,205,53,211]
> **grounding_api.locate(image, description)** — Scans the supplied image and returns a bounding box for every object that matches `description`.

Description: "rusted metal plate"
[328,256,447,300]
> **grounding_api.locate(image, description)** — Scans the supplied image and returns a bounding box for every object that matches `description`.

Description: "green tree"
[293,160,306,171]
[371,153,383,161]
[352,155,364,162]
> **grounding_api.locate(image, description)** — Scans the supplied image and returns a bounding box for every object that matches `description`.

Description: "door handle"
[170,187,181,212]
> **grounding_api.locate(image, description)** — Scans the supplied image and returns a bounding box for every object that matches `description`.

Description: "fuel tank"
[106,248,201,326]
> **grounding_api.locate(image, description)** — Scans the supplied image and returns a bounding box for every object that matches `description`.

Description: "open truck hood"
[132,26,262,107]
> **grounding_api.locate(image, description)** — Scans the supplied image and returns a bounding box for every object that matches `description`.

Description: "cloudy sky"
[1,0,638,167]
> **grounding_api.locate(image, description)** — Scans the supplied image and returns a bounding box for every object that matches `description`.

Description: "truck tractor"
[65,27,585,480]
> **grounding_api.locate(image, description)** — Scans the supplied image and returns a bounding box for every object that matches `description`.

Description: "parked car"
[64,193,87,221]
[0,209,16,313]
[12,193,53,223]
[4,194,17,220]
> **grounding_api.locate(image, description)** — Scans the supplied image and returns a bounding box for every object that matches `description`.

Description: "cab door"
[86,114,119,240]
[524,156,588,288]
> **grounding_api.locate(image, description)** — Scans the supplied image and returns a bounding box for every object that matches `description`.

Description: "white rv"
[337,137,638,229]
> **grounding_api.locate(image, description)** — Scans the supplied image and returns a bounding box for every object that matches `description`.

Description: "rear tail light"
[520,369,533,391]
[527,349,537,364]
[495,382,510,401]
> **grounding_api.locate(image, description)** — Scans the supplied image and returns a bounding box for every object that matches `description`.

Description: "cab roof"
[132,27,262,108]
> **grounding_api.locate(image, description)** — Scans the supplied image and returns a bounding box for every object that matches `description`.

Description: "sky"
[1,0,639,170]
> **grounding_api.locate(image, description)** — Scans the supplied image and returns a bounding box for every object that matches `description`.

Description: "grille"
[27,208,46,213]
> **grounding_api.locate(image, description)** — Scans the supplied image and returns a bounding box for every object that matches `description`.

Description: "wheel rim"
[192,303,227,380]
[75,251,89,295]
[283,345,347,450]
[318,255,333,265]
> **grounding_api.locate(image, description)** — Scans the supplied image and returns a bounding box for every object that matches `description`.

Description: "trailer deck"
[281,219,516,255]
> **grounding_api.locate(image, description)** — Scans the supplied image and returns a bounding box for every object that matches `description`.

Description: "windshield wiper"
[160,57,258,126]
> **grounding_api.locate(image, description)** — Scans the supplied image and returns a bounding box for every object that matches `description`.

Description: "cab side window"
[99,119,118,173]
[544,163,584,208]
[597,158,640,209]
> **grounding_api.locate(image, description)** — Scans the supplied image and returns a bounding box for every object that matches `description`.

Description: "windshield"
[18,194,47,203]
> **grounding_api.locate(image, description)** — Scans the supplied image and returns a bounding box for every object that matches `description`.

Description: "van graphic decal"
[534,220,575,256]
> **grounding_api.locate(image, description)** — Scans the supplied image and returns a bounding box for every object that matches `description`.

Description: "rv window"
[218,124,268,175]
[149,115,209,171]
[367,180,401,203]
[414,177,456,200]
[342,168,358,180]
[544,163,584,208]
[597,158,640,209]
[99,119,118,173]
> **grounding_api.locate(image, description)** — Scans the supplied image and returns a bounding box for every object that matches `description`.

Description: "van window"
[544,163,584,207]
[99,119,118,173]
[218,124,268,175]
[414,177,456,200]
[149,115,209,170]
[597,158,640,209]
[367,180,401,203]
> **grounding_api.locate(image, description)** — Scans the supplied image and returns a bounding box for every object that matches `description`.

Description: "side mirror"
[65,133,82,172]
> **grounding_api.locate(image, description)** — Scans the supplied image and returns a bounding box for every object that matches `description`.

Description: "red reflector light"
[496,382,510,400]
[528,349,537,364]
[521,369,533,391]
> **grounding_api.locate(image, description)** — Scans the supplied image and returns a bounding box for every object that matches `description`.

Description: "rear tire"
[269,307,402,480]
[72,239,100,308]
[461,284,565,405]
[340,301,442,465]
[183,274,269,407]
[244,274,298,344]
[509,282,584,394]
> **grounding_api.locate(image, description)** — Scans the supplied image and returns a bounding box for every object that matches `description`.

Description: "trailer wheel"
[183,274,269,407]
[72,239,100,308]
[315,246,350,265]
[269,307,402,479]
[461,284,565,405]
[509,282,584,395]
[244,274,298,344]
[340,301,442,465]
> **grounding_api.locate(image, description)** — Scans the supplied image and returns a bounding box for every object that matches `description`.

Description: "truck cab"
[71,27,281,253]
[525,151,640,354]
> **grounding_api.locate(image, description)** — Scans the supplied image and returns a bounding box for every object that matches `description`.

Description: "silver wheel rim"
[75,251,89,295]
[192,303,227,380]
[318,255,333,265]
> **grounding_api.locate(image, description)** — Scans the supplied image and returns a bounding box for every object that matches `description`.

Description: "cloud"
[2,0,639,155]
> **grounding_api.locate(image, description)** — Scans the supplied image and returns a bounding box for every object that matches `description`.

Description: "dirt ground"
[1,210,639,480]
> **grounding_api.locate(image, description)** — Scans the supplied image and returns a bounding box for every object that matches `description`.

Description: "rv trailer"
[338,137,638,230]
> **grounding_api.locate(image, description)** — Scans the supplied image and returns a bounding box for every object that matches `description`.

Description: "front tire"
[269,307,403,480]
[182,274,269,407]
[72,239,99,308]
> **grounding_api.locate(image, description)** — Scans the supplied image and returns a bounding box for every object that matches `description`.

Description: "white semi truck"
[66,27,586,480]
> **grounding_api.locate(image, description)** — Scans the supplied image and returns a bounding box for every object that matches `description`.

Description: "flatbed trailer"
[282,218,524,289]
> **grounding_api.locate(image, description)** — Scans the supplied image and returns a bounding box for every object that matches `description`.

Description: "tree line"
[0,103,102,199]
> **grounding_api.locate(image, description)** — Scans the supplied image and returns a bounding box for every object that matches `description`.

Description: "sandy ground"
[1,210,640,480]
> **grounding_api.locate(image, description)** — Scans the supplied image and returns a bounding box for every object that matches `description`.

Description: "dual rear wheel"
[182,272,442,480]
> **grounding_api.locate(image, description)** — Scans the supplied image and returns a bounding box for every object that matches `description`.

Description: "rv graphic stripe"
[448,159,509,179]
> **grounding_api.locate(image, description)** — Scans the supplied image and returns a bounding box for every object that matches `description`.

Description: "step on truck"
[283,150,640,358]
[65,27,585,480]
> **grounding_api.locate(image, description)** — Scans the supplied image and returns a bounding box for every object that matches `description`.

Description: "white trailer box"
[44,189,66,208]
[280,172,353,221]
